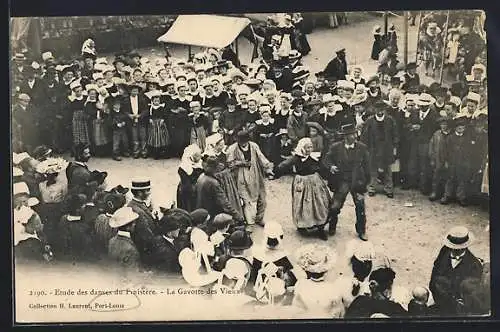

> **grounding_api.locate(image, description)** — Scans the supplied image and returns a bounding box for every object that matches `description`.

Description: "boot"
[317,227,328,241]
[440,197,450,205]
[327,213,338,236]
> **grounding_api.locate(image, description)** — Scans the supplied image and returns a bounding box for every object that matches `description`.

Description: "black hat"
[339,123,357,135]
[291,97,306,109]
[82,52,96,61]
[32,145,52,160]
[103,192,126,214]
[131,178,151,190]
[128,51,141,59]
[227,230,253,250]
[159,208,191,234]
[369,267,396,291]
[336,48,346,54]
[437,115,450,124]
[61,65,76,76]
[190,209,210,227]
[454,115,468,127]
[67,193,88,214]
[237,130,251,143]
[109,185,129,195]
[90,170,108,185]
[226,97,237,105]
[113,56,127,66]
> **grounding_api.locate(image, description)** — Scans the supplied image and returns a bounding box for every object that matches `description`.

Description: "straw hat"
[465,92,481,104]
[109,207,139,228]
[416,93,436,106]
[35,158,68,175]
[264,222,284,239]
[296,244,337,274]
[443,226,474,250]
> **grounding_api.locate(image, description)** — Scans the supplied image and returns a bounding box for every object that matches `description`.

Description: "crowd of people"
[12,13,489,318]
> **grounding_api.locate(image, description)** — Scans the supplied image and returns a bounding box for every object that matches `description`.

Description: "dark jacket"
[429,247,483,314]
[322,141,371,193]
[361,115,399,167]
[195,173,244,222]
[128,198,158,268]
[416,107,440,144]
[66,162,93,196]
[345,295,408,318]
[121,94,149,125]
[323,57,347,82]
[286,112,309,144]
[149,235,181,273]
[108,232,141,270]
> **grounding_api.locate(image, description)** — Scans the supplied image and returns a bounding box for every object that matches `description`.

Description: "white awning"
[157,15,251,49]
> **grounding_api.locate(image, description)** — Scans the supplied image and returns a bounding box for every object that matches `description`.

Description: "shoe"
[133,154,139,159]
[142,154,148,159]
[123,152,130,158]
[368,192,375,197]
[255,221,265,227]
[429,193,439,201]
[318,229,328,241]
[386,193,394,198]
[458,200,468,207]
[113,155,122,161]
[358,233,368,241]
[440,197,450,205]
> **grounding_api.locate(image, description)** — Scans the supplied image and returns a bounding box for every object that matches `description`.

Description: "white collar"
[420,108,430,117]
[455,132,464,137]
[375,114,385,122]
[368,89,379,97]
[345,143,355,149]
[74,161,87,167]
[105,213,113,217]
[162,235,175,245]
[117,230,131,238]
[66,215,82,221]
[256,118,275,125]
[451,251,466,260]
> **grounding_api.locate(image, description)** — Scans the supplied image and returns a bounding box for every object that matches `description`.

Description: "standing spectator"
[401,62,420,93]
[145,90,169,159]
[323,48,348,82]
[361,100,399,198]
[429,226,483,315]
[188,100,210,152]
[254,106,277,162]
[386,23,398,53]
[428,116,451,202]
[371,26,385,61]
[123,83,149,159]
[441,116,472,206]
[287,97,309,145]
[219,98,246,146]
[110,97,130,161]
[149,212,184,273]
[68,80,90,154]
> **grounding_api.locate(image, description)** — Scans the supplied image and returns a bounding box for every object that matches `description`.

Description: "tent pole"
[439,10,450,85]
[188,45,192,61]
[404,11,408,66]
[415,11,423,63]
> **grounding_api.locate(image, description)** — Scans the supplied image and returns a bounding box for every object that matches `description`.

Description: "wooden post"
[415,11,423,63]
[384,12,388,36]
[235,38,239,58]
[188,45,192,61]
[404,11,409,66]
[439,10,451,85]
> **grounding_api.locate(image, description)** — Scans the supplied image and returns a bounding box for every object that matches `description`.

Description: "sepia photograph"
[10,10,490,323]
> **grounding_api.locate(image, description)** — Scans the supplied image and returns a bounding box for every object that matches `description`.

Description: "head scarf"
[179,144,202,175]
[293,137,317,161]
[81,39,96,56]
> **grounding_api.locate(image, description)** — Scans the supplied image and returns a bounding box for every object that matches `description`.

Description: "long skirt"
[292,173,331,229]
[91,118,110,147]
[216,168,244,217]
[72,110,90,146]
[36,202,64,247]
[176,183,196,212]
[15,238,45,263]
[148,119,169,148]
[190,126,207,152]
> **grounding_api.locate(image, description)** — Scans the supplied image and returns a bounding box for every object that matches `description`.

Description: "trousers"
[328,181,366,234]
[130,123,148,156]
[241,192,266,226]
[112,128,129,155]
[431,167,448,197]
[368,164,393,194]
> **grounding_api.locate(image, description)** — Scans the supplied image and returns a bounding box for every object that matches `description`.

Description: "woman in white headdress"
[145,90,170,159]
[274,137,331,239]
[202,133,244,217]
[292,244,343,318]
[176,144,204,212]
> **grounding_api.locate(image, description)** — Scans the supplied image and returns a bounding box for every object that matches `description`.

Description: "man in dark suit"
[122,84,149,158]
[323,123,371,240]
[127,178,158,269]
[195,156,245,224]
[19,66,46,109]
[108,206,141,271]
[149,212,183,273]
[66,144,96,196]
[429,226,483,316]
[323,48,348,82]
[414,93,440,195]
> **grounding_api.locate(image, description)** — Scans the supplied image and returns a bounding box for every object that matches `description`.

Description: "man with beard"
[323,48,348,82]
[66,143,106,197]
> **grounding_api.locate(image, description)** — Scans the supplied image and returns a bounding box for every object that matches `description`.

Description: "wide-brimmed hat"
[202,155,219,172]
[366,75,380,85]
[296,243,337,273]
[190,208,210,226]
[276,128,289,137]
[453,115,468,127]
[35,157,67,175]
[416,93,436,106]
[227,230,253,250]
[465,92,481,104]
[237,130,251,143]
[109,206,139,228]
[13,53,26,61]
[131,178,151,190]
[339,123,357,135]
[443,226,474,250]
[307,121,325,134]
[31,145,52,160]
[213,213,233,229]
[263,222,284,239]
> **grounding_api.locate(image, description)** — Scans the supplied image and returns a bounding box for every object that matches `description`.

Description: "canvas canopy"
[157,15,251,49]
